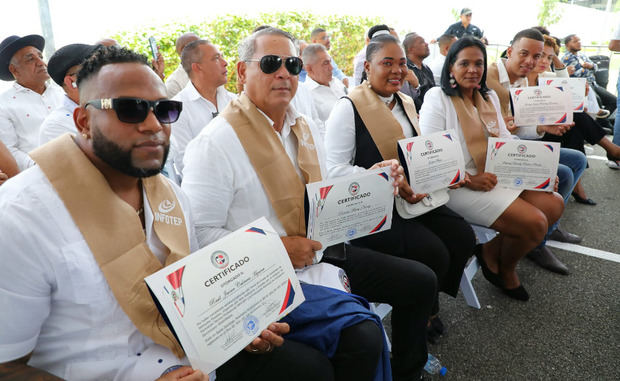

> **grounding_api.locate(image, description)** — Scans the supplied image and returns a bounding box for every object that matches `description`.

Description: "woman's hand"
[503,116,518,134]
[156,366,209,381]
[465,172,497,192]
[370,159,404,195]
[398,176,428,204]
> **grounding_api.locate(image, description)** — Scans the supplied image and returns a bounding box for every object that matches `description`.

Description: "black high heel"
[474,244,504,289]
[571,192,597,206]
[502,284,530,301]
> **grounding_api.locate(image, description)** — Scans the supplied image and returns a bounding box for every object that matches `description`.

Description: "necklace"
[136,207,144,215]
[377,93,394,106]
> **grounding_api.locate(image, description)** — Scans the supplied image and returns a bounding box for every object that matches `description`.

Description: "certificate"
[485,138,560,191]
[145,217,304,374]
[539,77,586,112]
[511,86,573,126]
[306,167,394,247]
[397,129,466,194]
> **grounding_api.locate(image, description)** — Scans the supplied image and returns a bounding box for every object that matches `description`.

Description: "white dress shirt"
[165,65,190,99]
[428,55,446,84]
[419,87,513,174]
[182,104,328,247]
[171,82,236,173]
[0,82,64,170]
[324,95,414,179]
[495,59,542,140]
[0,166,199,380]
[303,76,346,124]
[38,95,78,145]
[290,83,324,141]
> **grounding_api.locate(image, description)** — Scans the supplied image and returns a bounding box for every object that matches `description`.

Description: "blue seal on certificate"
[538,115,546,124]
[346,228,357,237]
[514,177,523,186]
[244,315,259,335]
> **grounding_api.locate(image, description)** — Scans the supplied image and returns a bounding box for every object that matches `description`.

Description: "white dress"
[419,87,522,227]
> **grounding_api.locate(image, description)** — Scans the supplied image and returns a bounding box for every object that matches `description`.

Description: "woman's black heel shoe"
[474,244,504,289]
[502,284,530,301]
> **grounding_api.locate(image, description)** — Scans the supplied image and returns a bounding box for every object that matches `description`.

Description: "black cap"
[461,8,472,15]
[0,34,45,81]
[48,43,99,86]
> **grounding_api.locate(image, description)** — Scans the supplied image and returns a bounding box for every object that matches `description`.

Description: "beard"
[91,128,169,178]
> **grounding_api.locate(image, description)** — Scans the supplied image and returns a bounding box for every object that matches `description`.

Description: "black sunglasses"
[85,97,183,124]
[245,55,303,75]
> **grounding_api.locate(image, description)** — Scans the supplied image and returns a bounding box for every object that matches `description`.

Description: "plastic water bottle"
[424,353,447,376]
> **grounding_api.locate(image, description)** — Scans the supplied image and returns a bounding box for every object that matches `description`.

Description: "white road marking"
[547,240,620,264]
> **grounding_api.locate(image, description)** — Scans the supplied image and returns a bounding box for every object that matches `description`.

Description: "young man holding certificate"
[486,28,587,275]
[183,27,436,381]
[0,47,209,380]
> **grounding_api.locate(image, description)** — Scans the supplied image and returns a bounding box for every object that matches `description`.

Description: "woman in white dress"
[419,37,565,301]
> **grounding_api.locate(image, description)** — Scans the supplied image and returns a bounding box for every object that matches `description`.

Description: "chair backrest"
[589,55,610,88]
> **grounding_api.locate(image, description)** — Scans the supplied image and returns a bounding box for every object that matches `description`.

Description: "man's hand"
[582,61,594,70]
[537,122,574,136]
[404,69,419,88]
[281,236,322,268]
[503,116,518,134]
[369,159,404,195]
[244,322,289,354]
[156,366,209,381]
[152,50,165,81]
[342,78,350,88]
[567,65,576,75]
[465,172,497,191]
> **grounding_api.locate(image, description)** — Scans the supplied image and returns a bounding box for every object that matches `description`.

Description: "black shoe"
[572,192,597,206]
[426,327,440,344]
[474,244,504,289]
[430,316,445,335]
[526,246,570,275]
[502,284,530,301]
[549,227,582,244]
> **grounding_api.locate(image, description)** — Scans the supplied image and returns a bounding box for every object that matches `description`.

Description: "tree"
[537,0,564,27]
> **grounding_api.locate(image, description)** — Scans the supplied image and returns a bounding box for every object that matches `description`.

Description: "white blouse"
[419,87,514,174]
[325,95,414,179]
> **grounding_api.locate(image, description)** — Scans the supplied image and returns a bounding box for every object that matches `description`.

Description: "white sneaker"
[596,109,611,119]
[607,160,620,169]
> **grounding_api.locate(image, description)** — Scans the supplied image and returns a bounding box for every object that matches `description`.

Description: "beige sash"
[30,134,189,358]
[450,90,501,173]
[486,61,512,118]
[347,81,421,161]
[220,93,322,237]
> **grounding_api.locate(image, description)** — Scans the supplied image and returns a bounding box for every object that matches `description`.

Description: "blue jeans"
[614,77,620,146]
[537,148,587,248]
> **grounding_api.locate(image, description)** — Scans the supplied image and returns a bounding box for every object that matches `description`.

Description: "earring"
[82,133,88,139]
[476,84,481,90]
[449,73,457,88]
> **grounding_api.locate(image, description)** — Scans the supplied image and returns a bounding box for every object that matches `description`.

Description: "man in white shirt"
[301,44,346,124]
[39,43,99,144]
[0,45,215,381]
[173,39,235,174]
[310,27,349,87]
[165,32,199,98]
[428,34,456,84]
[0,34,64,170]
[183,27,436,381]
[487,28,585,275]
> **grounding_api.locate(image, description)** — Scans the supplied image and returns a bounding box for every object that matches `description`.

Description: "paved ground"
[382,142,620,380]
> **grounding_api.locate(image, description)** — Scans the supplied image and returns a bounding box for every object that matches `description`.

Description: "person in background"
[311,27,349,88]
[443,8,484,39]
[608,23,620,169]
[428,34,457,83]
[0,34,64,170]
[165,32,200,98]
[403,32,434,111]
[39,43,100,144]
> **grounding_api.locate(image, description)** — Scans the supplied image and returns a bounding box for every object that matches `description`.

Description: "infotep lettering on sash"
[539,77,587,113]
[145,217,304,374]
[397,129,466,194]
[485,138,560,192]
[306,167,394,248]
[510,86,573,126]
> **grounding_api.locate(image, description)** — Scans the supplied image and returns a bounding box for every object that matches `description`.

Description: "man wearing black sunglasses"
[0,46,213,380]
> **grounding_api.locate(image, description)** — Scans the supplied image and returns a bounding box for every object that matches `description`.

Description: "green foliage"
[110,12,380,93]
[451,8,460,22]
[537,0,564,27]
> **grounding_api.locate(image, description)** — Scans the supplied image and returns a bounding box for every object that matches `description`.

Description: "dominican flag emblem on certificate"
[165,266,186,317]
[279,279,296,313]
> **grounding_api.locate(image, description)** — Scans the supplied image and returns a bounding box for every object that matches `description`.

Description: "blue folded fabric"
[281,283,392,381]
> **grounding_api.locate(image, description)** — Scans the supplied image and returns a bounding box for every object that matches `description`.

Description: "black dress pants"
[544,112,606,156]
[216,320,382,381]
[323,244,437,381]
[592,82,617,113]
[352,205,476,311]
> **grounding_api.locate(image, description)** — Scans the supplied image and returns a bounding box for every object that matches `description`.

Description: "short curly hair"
[76,45,148,88]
